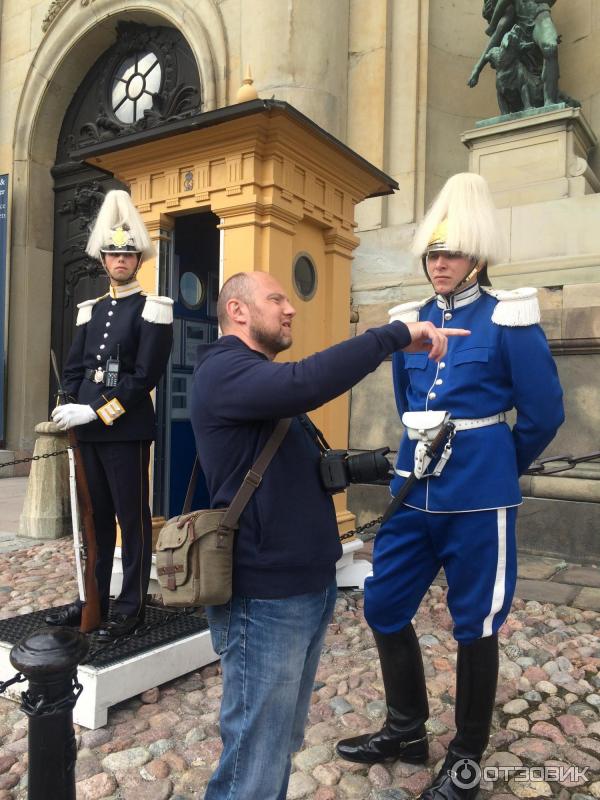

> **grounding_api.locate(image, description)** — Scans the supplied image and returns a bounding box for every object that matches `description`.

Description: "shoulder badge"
[388,296,435,324]
[482,287,540,327]
[141,295,174,325]
[75,295,106,326]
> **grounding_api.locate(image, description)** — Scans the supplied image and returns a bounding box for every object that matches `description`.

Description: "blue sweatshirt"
[190,322,412,598]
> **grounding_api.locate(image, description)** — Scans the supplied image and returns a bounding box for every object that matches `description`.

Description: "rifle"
[381,421,456,526]
[50,350,101,633]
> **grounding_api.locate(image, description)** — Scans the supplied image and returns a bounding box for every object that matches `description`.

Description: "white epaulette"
[75,295,107,326]
[482,287,540,326]
[388,296,435,324]
[141,295,174,324]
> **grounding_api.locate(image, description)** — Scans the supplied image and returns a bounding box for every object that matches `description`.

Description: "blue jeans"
[204,581,337,800]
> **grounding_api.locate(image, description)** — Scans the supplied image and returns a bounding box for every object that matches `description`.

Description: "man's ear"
[226,298,249,326]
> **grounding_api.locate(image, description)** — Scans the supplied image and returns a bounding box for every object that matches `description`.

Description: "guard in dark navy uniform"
[47,190,173,638]
[337,174,565,799]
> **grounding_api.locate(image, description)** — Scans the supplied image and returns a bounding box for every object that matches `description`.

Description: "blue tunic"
[390,286,564,512]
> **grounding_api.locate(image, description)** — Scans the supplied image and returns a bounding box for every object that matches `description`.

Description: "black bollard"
[10,627,89,800]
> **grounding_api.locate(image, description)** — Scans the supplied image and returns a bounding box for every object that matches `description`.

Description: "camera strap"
[298,414,331,453]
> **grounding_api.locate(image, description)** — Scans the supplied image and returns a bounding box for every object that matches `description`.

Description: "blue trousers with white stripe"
[364,506,517,644]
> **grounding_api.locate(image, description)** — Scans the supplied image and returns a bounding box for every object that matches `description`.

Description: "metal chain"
[20,677,83,717]
[0,672,26,694]
[0,447,74,469]
[525,450,600,475]
[339,514,383,544]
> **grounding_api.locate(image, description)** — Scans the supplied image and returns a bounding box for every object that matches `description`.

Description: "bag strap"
[181,418,292,519]
[182,459,201,516]
[220,417,292,531]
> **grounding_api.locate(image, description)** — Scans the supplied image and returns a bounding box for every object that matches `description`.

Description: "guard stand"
[0,100,396,728]
[81,98,397,539]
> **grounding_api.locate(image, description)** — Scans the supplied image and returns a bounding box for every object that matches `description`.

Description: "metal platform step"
[0,604,216,729]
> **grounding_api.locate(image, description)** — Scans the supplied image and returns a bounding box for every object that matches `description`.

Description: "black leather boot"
[45,600,109,629]
[45,601,82,626]
[336,623,429,764]
[420,635,499,800]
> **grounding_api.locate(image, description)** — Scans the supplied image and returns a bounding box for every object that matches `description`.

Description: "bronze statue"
[469,0,567,114]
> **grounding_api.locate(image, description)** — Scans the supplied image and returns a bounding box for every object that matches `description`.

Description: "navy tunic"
[63,284,173,441]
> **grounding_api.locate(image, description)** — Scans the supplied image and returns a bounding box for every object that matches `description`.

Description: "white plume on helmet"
[86,189,154,262]
[412,173,506,265]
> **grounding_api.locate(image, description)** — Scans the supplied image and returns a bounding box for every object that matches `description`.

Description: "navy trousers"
[78,440,152,617]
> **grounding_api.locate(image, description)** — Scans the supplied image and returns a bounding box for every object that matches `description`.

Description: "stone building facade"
[0,0,598,559]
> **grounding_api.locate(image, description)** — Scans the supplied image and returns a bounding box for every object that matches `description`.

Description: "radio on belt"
[104,346,120,388]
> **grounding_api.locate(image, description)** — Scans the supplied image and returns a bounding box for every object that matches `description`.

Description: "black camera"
[320,447,392,495]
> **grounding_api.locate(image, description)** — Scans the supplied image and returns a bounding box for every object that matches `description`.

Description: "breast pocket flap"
[404,353,429,370]
[454,347,489,366]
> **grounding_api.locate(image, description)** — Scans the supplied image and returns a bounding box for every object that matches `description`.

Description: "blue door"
[167,212,220,518]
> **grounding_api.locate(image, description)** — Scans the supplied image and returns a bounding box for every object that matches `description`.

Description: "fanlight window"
[111,52,162,123]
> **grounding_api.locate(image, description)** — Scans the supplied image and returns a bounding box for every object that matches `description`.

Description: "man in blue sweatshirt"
[191,270,469,800]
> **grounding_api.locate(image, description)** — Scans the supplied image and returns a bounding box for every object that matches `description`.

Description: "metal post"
[9,627,89,800]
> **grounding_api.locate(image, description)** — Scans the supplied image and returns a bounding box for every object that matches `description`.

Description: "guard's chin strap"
[100,253,143,280]
[439,257,485,297]
[422,250,487,297]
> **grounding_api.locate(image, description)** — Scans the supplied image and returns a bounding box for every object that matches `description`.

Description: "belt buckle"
[93,368,105,384]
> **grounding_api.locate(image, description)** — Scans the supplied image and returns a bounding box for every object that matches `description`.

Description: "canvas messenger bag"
[156,418,292,606]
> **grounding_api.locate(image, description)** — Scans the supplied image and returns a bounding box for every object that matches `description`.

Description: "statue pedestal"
[461,106,599,208]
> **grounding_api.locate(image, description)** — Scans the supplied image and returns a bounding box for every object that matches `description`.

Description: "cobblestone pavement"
[0,536,598,800]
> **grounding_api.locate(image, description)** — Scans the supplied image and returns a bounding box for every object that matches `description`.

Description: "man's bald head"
[216,270,296,359]
[217,272,258,330]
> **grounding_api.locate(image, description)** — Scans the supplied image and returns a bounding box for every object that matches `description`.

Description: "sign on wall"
[0,175,8,445]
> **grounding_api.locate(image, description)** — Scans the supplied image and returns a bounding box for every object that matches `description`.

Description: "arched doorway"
[50,20,206,515]
[5,1,227,456]
[51,20,203,370]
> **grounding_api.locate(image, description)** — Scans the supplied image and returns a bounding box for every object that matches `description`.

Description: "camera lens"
[347,448,391,483]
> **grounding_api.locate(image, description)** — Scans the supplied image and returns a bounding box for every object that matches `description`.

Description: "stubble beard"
[249,320,292,356]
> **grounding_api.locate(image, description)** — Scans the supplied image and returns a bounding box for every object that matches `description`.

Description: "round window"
[293,254,317,301]
[180,272,205,309]
[111,52,162,124]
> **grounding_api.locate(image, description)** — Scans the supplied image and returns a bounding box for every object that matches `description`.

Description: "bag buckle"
[245,469,262,488]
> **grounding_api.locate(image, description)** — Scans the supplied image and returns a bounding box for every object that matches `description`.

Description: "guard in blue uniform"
[337,174,564,799]
[46,190,173,638]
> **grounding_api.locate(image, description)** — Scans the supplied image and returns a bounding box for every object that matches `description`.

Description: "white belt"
[451,412,506,431]
[396,412,508,479]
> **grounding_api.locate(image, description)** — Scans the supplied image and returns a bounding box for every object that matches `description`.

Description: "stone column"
[18,422,70,539]
[239,0,350,139]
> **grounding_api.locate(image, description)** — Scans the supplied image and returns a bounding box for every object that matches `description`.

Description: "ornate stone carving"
[57,181,106,305]
[75,22,202,149]
[42,0,97,32]
[42,0,68,32]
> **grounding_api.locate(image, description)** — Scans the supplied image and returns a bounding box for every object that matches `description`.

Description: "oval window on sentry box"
[179,272,205,310]
[292,254,317,301]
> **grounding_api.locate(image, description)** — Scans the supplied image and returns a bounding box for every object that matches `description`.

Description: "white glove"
[51,403,97,430]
